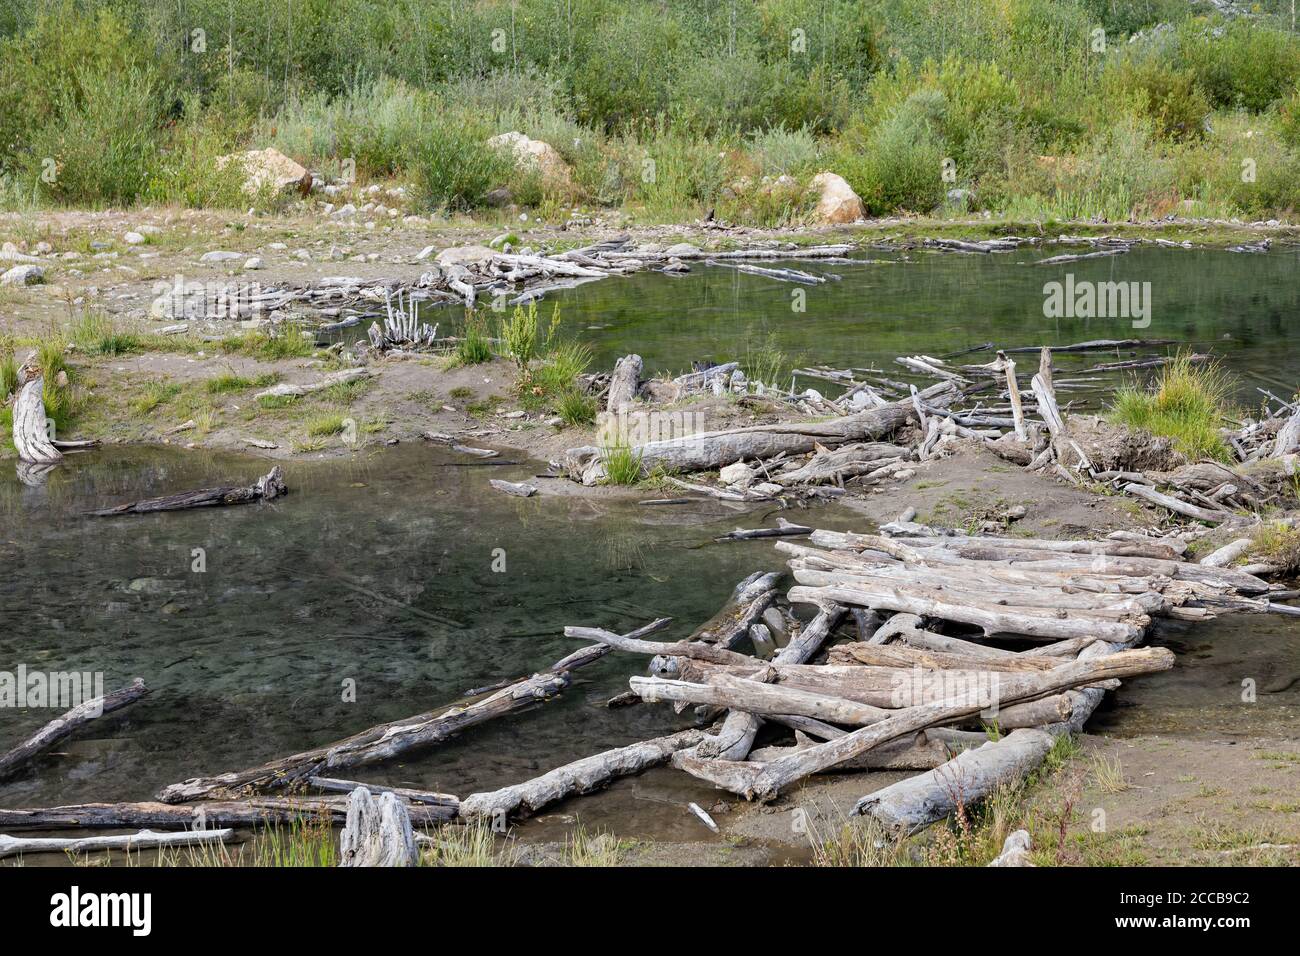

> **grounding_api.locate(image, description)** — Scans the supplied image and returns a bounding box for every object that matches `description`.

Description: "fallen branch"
[0,678,149,782]
[87,467,286,516]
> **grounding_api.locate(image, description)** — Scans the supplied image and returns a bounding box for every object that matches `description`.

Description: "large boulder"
[1,264,43,286]
[217,147,313,197]
[435,245,495,269]
[487,131,573,190]
[810,171,865,224]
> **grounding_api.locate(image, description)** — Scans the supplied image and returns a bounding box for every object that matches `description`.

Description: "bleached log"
[1273,408,1300,458]
[339,787,418,867]
[607,354,643,412]
[0,828,232,859]
[564,625,755,666]
[566,381,957,479]
[853,729,1054,831]
[692,605,844,761]
[1200,538,1253,568]
[749,728,986,771]
[12,377,61,464]
[632,673,892,726]
[892,534,1182,561]
[670,647,1173,800]
[1123,481,1227,524]
[0,678,149,781]
[989,829,1035,866]
[828,642,1062,673]
[307,777,460,808]
[0,797,454,830]
[788,583,1145,642]
[996,351,1028,441]
[87,467,286,516]
[777,442,910,484]
[459,728,707,822]
[254,367,369,399]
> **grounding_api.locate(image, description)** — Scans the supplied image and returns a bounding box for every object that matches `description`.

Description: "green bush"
[1175,19,1300,113]
[1109,354,1234,462]
[23,66,163,206]
[409,111,513,211]
[836,88,949,215]
[1109,56,1209,142]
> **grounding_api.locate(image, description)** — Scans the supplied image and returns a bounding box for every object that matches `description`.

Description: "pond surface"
[3,250,1299,840]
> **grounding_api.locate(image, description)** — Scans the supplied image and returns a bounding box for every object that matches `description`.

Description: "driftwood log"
[87,467,286,516]
[0,678,149,782]
[566,381,957,482]
[0,797,454,830]
[338,787,418,867]
[0,828,232,859]
[853,728,1055,831]
[607,354,643,412]
[672,647,1174,800]
[12,376,62,464]
[459,728,708,822]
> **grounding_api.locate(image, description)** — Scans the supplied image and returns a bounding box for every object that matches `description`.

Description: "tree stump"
[339,787,418,867]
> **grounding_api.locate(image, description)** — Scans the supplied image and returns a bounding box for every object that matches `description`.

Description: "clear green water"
[3,250,1299,835]
[452,246,1300,404]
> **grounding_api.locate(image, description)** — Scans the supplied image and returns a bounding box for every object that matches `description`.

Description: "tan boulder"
[810,171,865,224]
[487,131,573,189]
[217,148,313,197]
[434,245,495,269]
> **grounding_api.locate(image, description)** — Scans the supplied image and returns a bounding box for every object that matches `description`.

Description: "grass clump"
[306,413,349,437]
[206,371,278,394]
[452,311,494,366]
[131,380,181,415]
[220,325,315,361]
[422,821,518,867]
[601,441,644,485]
[557,389,598,427]
[499,301,542,374]
[70,311,139,356]
[1109,354,1235,462]
[1250,522,1300,575]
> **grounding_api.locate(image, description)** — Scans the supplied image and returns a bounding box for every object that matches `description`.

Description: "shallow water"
[3,251,1300,841]
[426,245,1300,403]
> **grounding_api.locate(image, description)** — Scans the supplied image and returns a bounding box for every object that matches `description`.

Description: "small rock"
[243,257,263,270]
[124,231,146,245]
[199,250,242,263]
[719,461,756,486]
[1,264,43,286]
[490,479,538,498]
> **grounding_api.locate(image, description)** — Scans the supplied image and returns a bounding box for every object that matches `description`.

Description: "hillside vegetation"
[4,0,1300,223]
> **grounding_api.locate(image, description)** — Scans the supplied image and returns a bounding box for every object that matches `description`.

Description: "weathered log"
[778,442,911,485]
[87,467,286,516]
[458,728,707,822]
[307,777,459,807]
[631,673,892,726]
[339,787,418,867]
[0,797,454,830]
[989,829,1036,866]
[893,533,1182,561]
[671,647,1174,800]
[157,620,668,803]
[488,479,537,498]
[0,678,149,781]
[254,367,369,399]
[788,584,1144,642]
[996,351,1028,441]
[853,729,1054,831]
[607,354,643,412]
[1200,538,1252,568]
[0,828,233,859]
[715,517,812,541]
[564,624,755,666]
[1272,407,1300,458]
[691,604,844,761]
[566,381,957,480]
[1123,481,1227,524]
[749,727,987,771]
[828,642,1062,673]
[12,376,62,464]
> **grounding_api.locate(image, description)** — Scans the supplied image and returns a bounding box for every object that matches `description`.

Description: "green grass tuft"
[1108,354,1235,462]
[601,441,644,485]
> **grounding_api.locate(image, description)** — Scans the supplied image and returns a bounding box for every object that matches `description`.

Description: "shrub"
[1109,57,1210,142]
[1175,19,1300,113]
[1109,354,1234,462]
[499,301,540,373]
[534,340,594,395]
[836,88,949,215]
[25,66,163,206]
[408,111,514,211]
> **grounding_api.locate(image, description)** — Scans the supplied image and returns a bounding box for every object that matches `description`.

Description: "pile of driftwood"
[2,520,1285,862]
[565,336,1300,529]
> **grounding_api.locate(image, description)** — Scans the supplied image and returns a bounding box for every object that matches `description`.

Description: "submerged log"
[853,728,1054,831]
[671,647,1174,800]
[0,828,232,859]
[0,678,149,782]
[459,728,707,822]
[157,620,669,803]
[87,467,286,516]
[12,376,62,464]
